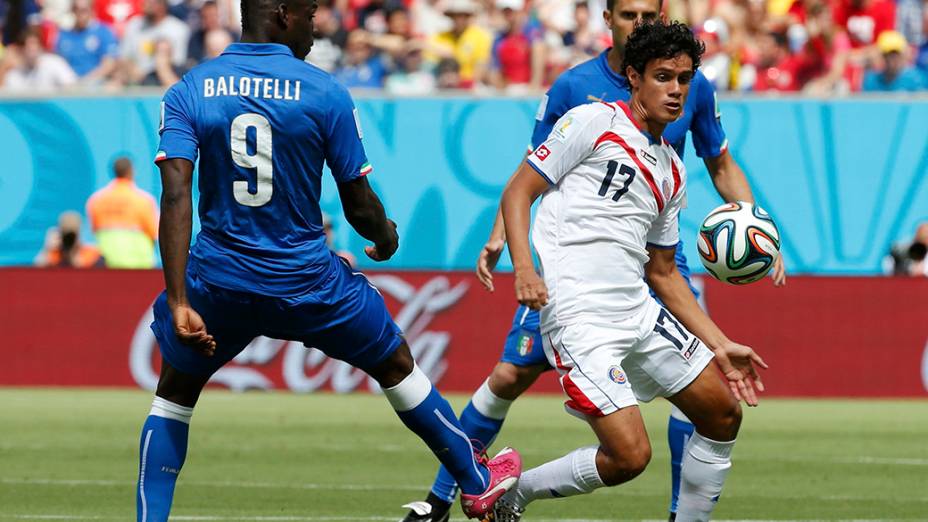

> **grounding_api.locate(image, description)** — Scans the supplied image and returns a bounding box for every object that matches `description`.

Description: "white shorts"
[542,299,714,419]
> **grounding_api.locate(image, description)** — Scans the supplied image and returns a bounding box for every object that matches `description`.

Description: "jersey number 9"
[231,113,273,207]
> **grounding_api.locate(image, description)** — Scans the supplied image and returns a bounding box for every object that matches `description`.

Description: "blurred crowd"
[1,0,926,94]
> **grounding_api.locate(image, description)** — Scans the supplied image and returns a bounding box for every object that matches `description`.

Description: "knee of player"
[598,444,652,486]
[489,363,536,399]
[714,399,742,440]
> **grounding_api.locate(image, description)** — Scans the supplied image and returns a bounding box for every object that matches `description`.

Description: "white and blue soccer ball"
[697,201,781,285]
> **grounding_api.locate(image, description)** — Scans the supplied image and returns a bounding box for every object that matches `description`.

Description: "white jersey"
[525,101,687,332]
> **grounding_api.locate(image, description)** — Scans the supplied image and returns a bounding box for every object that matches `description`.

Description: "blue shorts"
[502,241,698,369]
[151,255,404,376]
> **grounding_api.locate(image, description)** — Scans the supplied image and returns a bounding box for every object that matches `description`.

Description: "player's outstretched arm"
[158,158,215,355]
[337,176,398,262]
[500,162,549,310]
[705,151,787,287]
[645,245,768,406]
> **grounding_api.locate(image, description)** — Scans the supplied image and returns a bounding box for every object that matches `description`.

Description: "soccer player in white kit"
[493,21,767,522]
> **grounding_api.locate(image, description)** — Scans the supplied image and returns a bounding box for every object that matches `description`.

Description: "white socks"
[471,379,513,420]
[149,397,193,424]
[676,433,735,522]
[382,363,432,412]
[508,445,604,509]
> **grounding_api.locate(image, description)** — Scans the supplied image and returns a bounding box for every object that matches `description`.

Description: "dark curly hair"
[621,21,705,85]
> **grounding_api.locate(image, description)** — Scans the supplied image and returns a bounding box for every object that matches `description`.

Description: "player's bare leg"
[667,360,743,522]
[368,342,522,519]
[402,362,544,522]
[136,361,211,522]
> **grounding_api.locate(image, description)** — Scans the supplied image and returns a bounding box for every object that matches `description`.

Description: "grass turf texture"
[1,389,926,521]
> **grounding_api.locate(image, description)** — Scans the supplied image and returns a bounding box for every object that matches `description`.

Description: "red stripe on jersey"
[670,159,681,199]
[594,131,665,213]
[615,101,643,130]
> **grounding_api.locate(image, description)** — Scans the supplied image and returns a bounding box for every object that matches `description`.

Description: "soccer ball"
[696,201,781,285]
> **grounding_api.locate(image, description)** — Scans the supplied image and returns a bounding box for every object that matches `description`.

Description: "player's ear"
[626,66,640,88]
[602,9,613,29]
[275,3,288,28]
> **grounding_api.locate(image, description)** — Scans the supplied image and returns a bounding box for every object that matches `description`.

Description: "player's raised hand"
[714,341,768,407]
[514,270,548,310]
[771,256,787,287]
[171,304,217,356]
[476,238,505,292]
[365,219,399,262]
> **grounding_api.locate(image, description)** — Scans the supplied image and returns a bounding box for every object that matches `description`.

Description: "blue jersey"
[532,49,727,158]
[56,22,119,77]
[156,43,372,297]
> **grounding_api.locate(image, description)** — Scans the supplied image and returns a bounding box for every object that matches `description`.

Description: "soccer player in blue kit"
[400,1,785,521]
[134,0,521,520]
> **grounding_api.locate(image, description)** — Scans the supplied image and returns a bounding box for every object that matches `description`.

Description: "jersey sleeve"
[530,71,573,149]
[689,74,728,159]
[647,158,687,248]
[526,104,613,186]
[155,77,198,164]
[324,80,371,183]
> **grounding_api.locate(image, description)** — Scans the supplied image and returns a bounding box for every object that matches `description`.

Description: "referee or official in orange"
[86,157,159,268]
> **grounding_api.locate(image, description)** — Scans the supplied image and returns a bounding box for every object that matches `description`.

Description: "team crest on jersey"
[534,145,551,161]
[608,366,627,384]
[518,333,534,356]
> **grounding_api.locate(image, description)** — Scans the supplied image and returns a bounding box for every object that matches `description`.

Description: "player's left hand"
[171,304,217,357]
[771,256,787,287]
[713,341,768,407]
[476,237,505,292]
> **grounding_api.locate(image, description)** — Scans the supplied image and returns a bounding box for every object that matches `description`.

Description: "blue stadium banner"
[0,95,926,273]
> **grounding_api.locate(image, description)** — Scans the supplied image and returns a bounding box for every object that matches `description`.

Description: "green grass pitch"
[1,389,926,521]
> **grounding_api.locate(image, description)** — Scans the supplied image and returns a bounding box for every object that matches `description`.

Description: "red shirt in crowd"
[493,32,533,85]
[95,0,143,37]
[831,0,895,47]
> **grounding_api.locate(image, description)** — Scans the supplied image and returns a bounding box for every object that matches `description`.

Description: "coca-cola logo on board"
[129,275,469,392]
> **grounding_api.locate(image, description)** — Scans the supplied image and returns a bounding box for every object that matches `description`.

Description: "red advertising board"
[1,268,926,397]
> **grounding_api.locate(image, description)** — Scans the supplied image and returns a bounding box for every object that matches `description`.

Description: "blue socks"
[136,397,193,522]
[668,408,696,514]
[384,365,490,496]
[430,379,514,503]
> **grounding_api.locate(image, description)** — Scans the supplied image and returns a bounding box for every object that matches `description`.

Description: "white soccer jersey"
[526,101,687,332]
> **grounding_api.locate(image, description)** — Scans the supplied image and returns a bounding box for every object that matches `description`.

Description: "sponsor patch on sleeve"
[353,108,364,140]
[551,116,574,142]
[534,145,551,161]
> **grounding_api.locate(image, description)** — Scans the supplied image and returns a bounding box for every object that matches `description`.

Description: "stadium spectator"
[357,0,405,34]
[747,31,806,90]
[307,0,348,72]
[0,28,77,92]
[34,211,104,268]
[385,40,437,94]
[86,157,159,269]
[426,0,492,88]
[885,223,928,276]
[435,56,462,88]
[832,0,896,49]
[799,1,853,94]
[142,38,187,86]
[559,1,603,68]
[334,30,389,88]
[862,30,925,90]
[411,0,452,36]
[56,0,120,82]
[489,0,544,93]
[94,0,143,38]
[186,1,237,67]
[697,18,733,90]
[119,0,189,85]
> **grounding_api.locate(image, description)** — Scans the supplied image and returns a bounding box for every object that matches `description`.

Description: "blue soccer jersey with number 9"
[156,42,371,297]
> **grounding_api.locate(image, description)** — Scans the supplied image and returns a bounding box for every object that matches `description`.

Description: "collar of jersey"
[596,49,629,92]
[614,101,661,146]
[222,43,294,57]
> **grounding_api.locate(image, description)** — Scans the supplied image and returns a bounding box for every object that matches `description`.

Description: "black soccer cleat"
[400,491,452,522]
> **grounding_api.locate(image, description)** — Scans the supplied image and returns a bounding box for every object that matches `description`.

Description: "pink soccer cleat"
[460,447,522,519]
